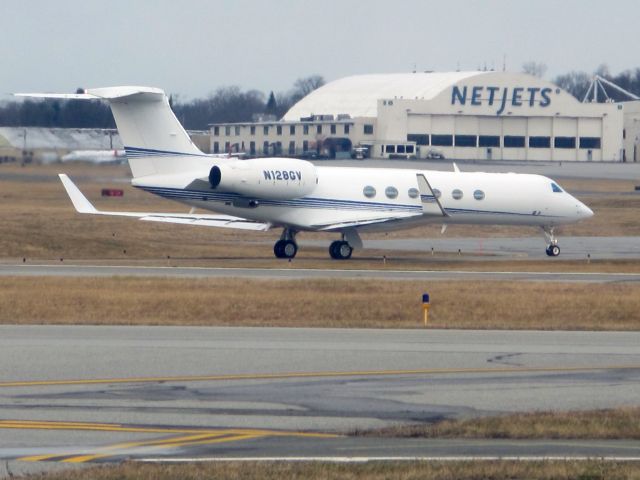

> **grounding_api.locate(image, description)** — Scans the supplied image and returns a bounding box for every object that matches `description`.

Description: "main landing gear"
[542,226,561,257]
[329,240,353,260]
[273,228,298,259]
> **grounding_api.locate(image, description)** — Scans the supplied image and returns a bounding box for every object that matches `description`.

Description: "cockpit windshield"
[551,183,563,193]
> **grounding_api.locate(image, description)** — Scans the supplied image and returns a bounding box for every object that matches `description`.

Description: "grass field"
[24,459,640,480]
[1,277,638,330]
[357,407,640,439]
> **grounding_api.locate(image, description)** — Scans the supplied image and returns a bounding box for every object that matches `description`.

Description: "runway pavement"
[1,263,639,283]
[0,325,639,475]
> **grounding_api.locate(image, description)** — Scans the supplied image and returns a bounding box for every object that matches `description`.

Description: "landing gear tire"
[274,239,297,259]
[546,245,560,257]
[329,241,353,260]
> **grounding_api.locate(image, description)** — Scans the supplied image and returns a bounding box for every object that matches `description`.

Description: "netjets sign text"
[451,86,555,115]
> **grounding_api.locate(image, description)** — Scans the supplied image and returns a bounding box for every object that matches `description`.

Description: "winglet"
[58,174,98,214]
[453,162,460,173]
[416,174,449,217]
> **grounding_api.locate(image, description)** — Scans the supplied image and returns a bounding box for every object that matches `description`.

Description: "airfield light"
[422,293,430,327]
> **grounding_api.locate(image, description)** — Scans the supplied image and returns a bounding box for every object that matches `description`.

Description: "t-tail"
[15,86,207,178]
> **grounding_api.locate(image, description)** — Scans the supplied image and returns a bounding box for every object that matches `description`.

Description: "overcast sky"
[2,0,638,100]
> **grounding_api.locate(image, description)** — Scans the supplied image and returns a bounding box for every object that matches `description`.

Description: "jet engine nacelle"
[209,158,318,200]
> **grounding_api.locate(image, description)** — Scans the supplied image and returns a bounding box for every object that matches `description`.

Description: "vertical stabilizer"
[86,87,205,178]
[16,86,208,178]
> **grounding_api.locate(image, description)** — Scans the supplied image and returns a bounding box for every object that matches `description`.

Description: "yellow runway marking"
[5,419,338,463]
[1,365,638,389]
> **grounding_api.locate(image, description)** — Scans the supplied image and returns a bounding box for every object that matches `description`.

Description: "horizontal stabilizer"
[58,174,270,231]
[416,174,449,217]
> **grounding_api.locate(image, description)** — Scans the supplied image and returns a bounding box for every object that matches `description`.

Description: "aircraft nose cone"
[580,203,594,218]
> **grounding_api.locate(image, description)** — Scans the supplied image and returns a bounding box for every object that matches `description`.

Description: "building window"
[432,134,453,146]
[529,136,551,148]
[455,135,477,147]
[225,126,231,136]
[385,145,395,154]
[364,124,374,135]
[263,125,269,135]
[263,141,269,154]
[303,125,309,135]
[316,125,322,134]
[213,126,219,136]
[406,145,414,154]
[288,141,295,155]
[579,137,601,149]
[277,125,282,135]
[234,126,240,136]
[363,185,376,198]
[330,124,336,135]
[250,141,256,155]
[504,135,525,148]
[397,145,406,153]
[408,187,419,199]
[303,140,309,152]
[250,126,256,135]
[452,189,463,200]
[473,190,485,201]
[407,134,429,145]
[554,137,576,149]
[344,124,350,135]
[213,141,219,153]
[224,141,230,152]
[290,125,296,135]
[479,135,500,147]
[385,186,398,199]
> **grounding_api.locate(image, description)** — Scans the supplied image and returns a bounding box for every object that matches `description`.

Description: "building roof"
[282,71,490,121]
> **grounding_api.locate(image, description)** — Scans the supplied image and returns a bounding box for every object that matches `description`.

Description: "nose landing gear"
[542,226,560,257]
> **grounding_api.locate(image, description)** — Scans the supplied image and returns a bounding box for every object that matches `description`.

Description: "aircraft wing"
[312,211,421,231]
[58,174,271,231]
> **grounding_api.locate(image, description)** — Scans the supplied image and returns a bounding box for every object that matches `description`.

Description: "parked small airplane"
[61,149,126,164]
[17,86,593,259]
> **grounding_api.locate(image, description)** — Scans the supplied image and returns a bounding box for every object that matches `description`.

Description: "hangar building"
[210,71,640,162]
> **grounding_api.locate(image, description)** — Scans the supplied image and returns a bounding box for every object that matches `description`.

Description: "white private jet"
[17,86,593,259]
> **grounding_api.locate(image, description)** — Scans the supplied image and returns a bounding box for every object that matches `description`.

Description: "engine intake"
[208,158,318,200]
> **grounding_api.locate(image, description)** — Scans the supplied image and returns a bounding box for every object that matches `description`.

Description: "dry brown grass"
[357,407,640,440]
[1,277,639,330]
[1,163,639,265]
[24,459,640,480]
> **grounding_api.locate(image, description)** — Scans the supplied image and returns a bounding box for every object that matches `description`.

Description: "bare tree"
[293,74,325,97]
[522,61,547,78]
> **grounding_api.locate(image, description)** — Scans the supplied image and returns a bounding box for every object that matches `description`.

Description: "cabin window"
[551,183,563,193]
[363,185,376,198]
[433,188,442,198]
[452,189,463,200]
[385,186,398,199]
[473,189,485,201]
[408,187,419,199]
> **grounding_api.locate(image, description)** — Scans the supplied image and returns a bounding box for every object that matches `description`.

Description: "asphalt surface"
[0,326,639,475]
[1,263,639,283]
